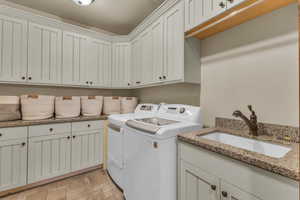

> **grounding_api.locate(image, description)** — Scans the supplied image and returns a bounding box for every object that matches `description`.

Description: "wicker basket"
[81,96,103,116]
[103,96,121,115]
[0,96,21,121]
[121,97,138,114]
[21,95,55,120]
[55,96,81,119]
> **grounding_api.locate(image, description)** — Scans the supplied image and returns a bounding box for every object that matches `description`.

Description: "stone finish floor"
[1,170,124,200]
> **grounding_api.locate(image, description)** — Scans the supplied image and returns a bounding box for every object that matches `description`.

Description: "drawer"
[72,120,103,133]
[0,127,28,141]
[29,123,71,137]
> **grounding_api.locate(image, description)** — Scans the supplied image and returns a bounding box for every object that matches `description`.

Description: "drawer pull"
[21,142,26,146]
[222,191,228,197]
[49,128,53,132]
[211,185,217,191]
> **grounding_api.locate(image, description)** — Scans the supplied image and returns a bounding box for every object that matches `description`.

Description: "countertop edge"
[177,132,299,181]
[0,115,108,128]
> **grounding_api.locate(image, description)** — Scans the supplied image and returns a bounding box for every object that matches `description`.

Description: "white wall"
[200,3,299,127]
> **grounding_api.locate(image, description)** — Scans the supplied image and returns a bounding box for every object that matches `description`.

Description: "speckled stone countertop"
[178,128,299,181]
[0,115,108,128]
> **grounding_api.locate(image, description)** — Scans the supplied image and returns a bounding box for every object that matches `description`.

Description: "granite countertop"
[178,128,299,181]
[0,115,108,128]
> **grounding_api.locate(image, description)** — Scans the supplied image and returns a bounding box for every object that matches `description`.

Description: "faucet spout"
[232,106,258,136]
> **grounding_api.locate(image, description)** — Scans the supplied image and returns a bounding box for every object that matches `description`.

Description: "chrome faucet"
[232,105,258,136]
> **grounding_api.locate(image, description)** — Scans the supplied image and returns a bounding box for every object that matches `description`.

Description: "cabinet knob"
[28,77,32,80]
[136,81,141,84]
[0,133,2,137]
[21,76,26,80]
[128,83,130,86]
[159,77,162,80]
[21,142,26,146]
[222,191,228,197]
[219,2,226,8]
[67,136,71,139]
[211,185,217,191]
[163,76,166,79]
[86,81,89,84]
[90,81,93,85]
[73,135,76,139]
[227,0,234,3]
[49,128,53,132]
[88,124,91,128]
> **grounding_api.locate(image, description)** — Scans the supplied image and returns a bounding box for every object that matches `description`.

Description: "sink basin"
[200,132,291,158]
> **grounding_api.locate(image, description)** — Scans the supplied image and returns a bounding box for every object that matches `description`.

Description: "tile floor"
[1,170,124,200]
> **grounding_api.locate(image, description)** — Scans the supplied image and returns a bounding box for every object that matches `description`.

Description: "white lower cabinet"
[178,142,299,200]
[0,138,27,191]
[28,134,72,183]
[180,160,219,200]
[71,131,103,171]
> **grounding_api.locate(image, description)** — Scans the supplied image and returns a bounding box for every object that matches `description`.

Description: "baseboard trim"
[0,164,103,198]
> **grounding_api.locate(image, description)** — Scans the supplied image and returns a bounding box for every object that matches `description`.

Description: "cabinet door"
[71,131,103,171]
[179,160,219,200]
[0,139,27,192]
[28,23,62,84]
[151,17,164,83]
[185,0,195,31]
[0,15,27,82]
[62,31,88,86]
[28,134,71,183]
[140,28,153,85]
[131,37,142,86]
[88,39,112,87]
[220,181,261,200]
[164,1,184,82]
[112,43,131,88]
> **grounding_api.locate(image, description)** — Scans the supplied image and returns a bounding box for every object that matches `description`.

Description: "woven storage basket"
[0,96,21,121]
[55,96,81,119]
[21,95,55,120]
[121,97,138,114]
[103,96,121,115]
[81,96,103,116]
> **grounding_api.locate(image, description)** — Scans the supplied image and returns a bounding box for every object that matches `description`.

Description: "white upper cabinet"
[185,0,247,32]
[62,31,88,86]
[0,15,27,82]
[151,17,164,83]
[28,23,62,84]
[88,39,112,87]
[140,27,153,85]
[163,1,184,82]
[112,42,131,88]
[131,37,142,87]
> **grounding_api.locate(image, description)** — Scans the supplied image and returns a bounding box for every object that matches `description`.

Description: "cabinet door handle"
[219,2,226,8]
[73,135,76,139]
[128,83,130,86]
[28,77,32,80]
[221,191,228,197]
[136,81,141,84]
[21,142,26,147]
[211,185,217,191]
[88,124,91,128]
[163,76,166,79]
[227,0,234,3]
[0,133,2,137]
[21,76,26,80]
[67,136,71,139]
[49,128,53,132]
[159,77,162,80]
[89,81,93,85]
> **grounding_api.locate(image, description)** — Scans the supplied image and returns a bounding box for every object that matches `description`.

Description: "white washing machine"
[122,104,202,200]
[107,103,159,189]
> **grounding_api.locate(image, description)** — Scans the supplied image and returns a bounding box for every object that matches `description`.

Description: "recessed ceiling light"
[72,0,95,6]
